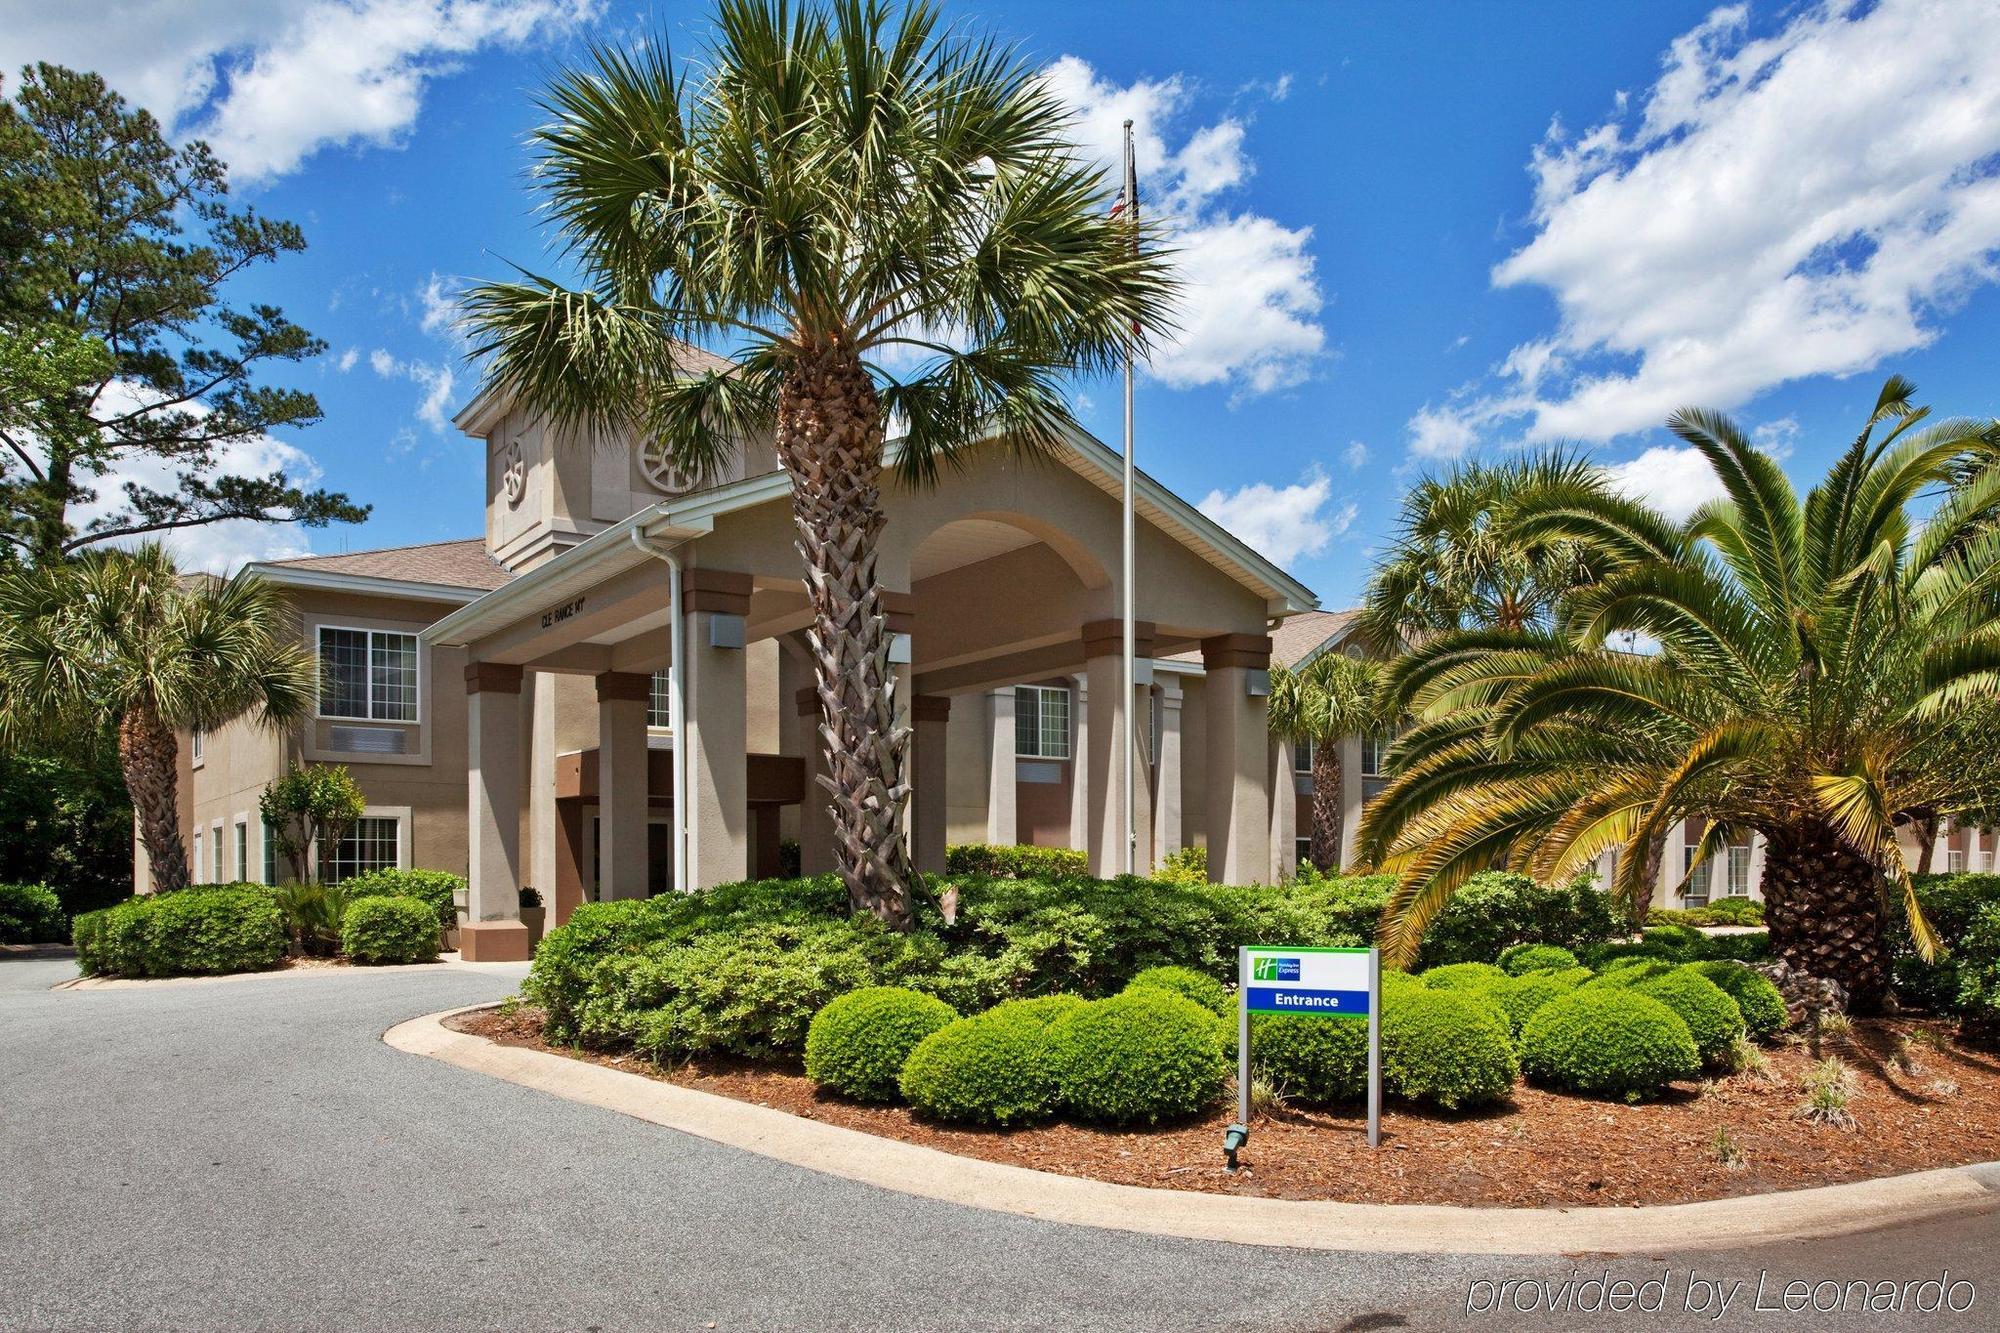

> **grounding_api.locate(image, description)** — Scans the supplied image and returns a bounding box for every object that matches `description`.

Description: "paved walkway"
[2,953,1995,1331]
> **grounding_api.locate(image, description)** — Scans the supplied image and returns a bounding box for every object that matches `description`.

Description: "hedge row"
[74,885,287,978]
[0,882,66,944]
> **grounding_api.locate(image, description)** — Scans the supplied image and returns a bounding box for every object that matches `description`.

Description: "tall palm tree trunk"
[120,700,187,892]
[1761,818,1889,1012]
[776,343,915,927]
[1309,741,1344,871]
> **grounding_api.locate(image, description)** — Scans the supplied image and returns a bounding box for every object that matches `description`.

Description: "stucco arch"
[905,508,1111,592]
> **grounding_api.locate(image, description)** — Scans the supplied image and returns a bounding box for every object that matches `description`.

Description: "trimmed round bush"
[1489,968,1587,1038]
[1691,959,1787,1040]
[1250,1012,1366,1104]
[1419,961,1508,992]
[1498,943,1578,976]
[0,882,65,944]
[341,895,440,965]
[1582,939,1679,969]
[1642,923,1703,956]
[1588,958,1675,985]
[991,994,1088,1029]
[900,1005,1063,1125]
[1048,991,1228,1125]
[1520,987,1701,1100]
[1382,987,1518,1109]
[1125,964,1230,1018]
[77,886,286,978]
[805,986,959,1102]
[1634,965,1745,1065]
[337,868,463,929]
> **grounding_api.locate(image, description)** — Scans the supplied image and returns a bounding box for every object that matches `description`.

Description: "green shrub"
[1153,844,1209,888]
[1690,960,1788,1041]
[341,895,440,965]
[1648,898,1764,928]
[1582,939,1680,969]
[1489,968,1587,1038]
[805,987,959,1102]
[1048,991,1229,1125]
[1414,871,1620,967]
[1250,1012,1366,1104]
[943,844,1088,879]
[1498,943,1579,976]
[1382,987,1517,1109]
[274,881,355,956]
[1953,903,2000,1028]
[0,882,65,943]
[337,868,462,929]
[525,899,682,1042]
[1690,930,1772,963]
[73,886,286,977]
[1889,874,2000,1012]
[1591,958,1675,984]
[1419,961,1508,992]
[900,1002,1067,1126]
[1520,987,1701,1100]
[1125,964,1230,1017]
[1641,923,1703,955]
[1633,965,1744,1066]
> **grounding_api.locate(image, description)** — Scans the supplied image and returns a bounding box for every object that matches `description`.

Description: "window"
[1949,848,1968,874]
[319,816,401,884]
[648,669,673,729]
[234,822,248,883]
[211,827,224,883]
[192,831,204,884]
[1295,837,1313,866]
[190,729,204,765]
[1015,685,1071,759]
[1359,734,1389,777]
[263,821,279,885]
[1725,844,1753,897]
[1683,845,1711,903]
[1295,736,1313,774]
[318,627,418,721]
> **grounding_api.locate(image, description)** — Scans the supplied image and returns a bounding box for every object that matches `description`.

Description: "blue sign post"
[1233,945,1380,1158]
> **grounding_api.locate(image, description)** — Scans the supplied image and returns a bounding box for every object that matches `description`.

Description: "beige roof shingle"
[261,538,514,592]
[1162,607,1360,668]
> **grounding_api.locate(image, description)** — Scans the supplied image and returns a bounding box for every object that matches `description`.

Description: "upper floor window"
[1295,736,1313,773]
[648,669,673,730]
[1015,685,1071,759]
[1360,734,1391,778]
[190,728,204,764]
[318,627,418,722]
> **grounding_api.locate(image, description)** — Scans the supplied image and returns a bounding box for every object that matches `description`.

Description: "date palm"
[1357,378,2000,1008]
[0,544,314,893]
[1358,447,1612,646]
[462,0,1172,927]
[1267,650,1380,872]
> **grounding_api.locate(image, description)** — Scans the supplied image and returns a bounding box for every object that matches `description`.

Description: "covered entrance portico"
[425,427,1317,960]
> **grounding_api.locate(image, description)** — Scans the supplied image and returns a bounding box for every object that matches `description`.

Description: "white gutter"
[628,525,691,897]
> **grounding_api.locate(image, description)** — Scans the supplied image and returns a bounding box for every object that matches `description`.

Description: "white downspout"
[630,524,689,895]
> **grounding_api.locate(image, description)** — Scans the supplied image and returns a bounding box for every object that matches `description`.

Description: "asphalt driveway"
[2,953,1995,1332]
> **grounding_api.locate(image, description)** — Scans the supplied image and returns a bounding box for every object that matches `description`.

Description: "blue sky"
[12,1,2000,604]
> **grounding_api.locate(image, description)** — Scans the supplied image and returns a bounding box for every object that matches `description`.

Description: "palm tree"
[462,1,1173,927]
[1267,651,1380,872]
[1356,378,2000,1008]
[1357,447,1613,646]
[0,545,314,892]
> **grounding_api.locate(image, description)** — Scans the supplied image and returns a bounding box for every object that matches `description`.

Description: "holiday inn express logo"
[1253,956,1301,982]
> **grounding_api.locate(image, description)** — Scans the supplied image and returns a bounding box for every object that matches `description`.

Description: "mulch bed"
[451,1006,2000,1208]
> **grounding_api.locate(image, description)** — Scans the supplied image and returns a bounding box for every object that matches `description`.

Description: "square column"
[596,671,652,899]
[528,672,561,917]
[1268,734,1298,883]
[1082,619,1156,878]
[913,696,950,875]
[463,661,529,961]
[1201,634,1273,885]
[682,569,752,890]
[986,687,1017,845]
[884,592,917,863]
[793,685,835,875]
[1153,674,1184,861]
[1068,673,1090,854]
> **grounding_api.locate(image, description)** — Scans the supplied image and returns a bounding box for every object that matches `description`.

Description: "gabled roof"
[1162,607,1360,669]
[248,538,514,604]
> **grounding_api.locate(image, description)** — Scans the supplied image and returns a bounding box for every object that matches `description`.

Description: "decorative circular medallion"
[639,439,699,495]
[500,440,527,507]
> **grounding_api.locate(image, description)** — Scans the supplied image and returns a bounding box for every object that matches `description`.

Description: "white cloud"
[335,348,359,372]
[0,1,596,181]
[417,271,461,341]
[1408,0,2000,451]
[369,348,456,431]
[1041,56,1326,397]
[1342,439,1369,470]
[1603,445,1728,523]
[1196,467,1352,567]
[1408,402,1481,461]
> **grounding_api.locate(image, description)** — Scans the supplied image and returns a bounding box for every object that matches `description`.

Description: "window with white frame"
[319,816,401,884]
[318,627,419,721]
[192,831,204,884]
[190,728,204,764]
[1724,843,1753,897]
[234,821,248,883]
[1015,685,1071,759]
[211,827,224,883]
[648,669,673,729]
[1359,734,1389,777]
[1295,836,1313,866]
[1949,848,1968,873]
[262,821,279,884]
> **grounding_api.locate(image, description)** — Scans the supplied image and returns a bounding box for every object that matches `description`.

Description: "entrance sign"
[1234,945,1381,1154]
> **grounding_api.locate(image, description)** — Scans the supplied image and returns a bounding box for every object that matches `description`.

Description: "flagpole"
[1121,119,1137,878]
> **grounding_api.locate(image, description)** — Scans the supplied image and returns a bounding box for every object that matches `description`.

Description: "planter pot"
[521,906,546,950]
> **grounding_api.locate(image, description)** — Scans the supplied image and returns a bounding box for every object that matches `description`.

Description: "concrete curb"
[55,956,529,991]
[388,1003,2000,1256]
